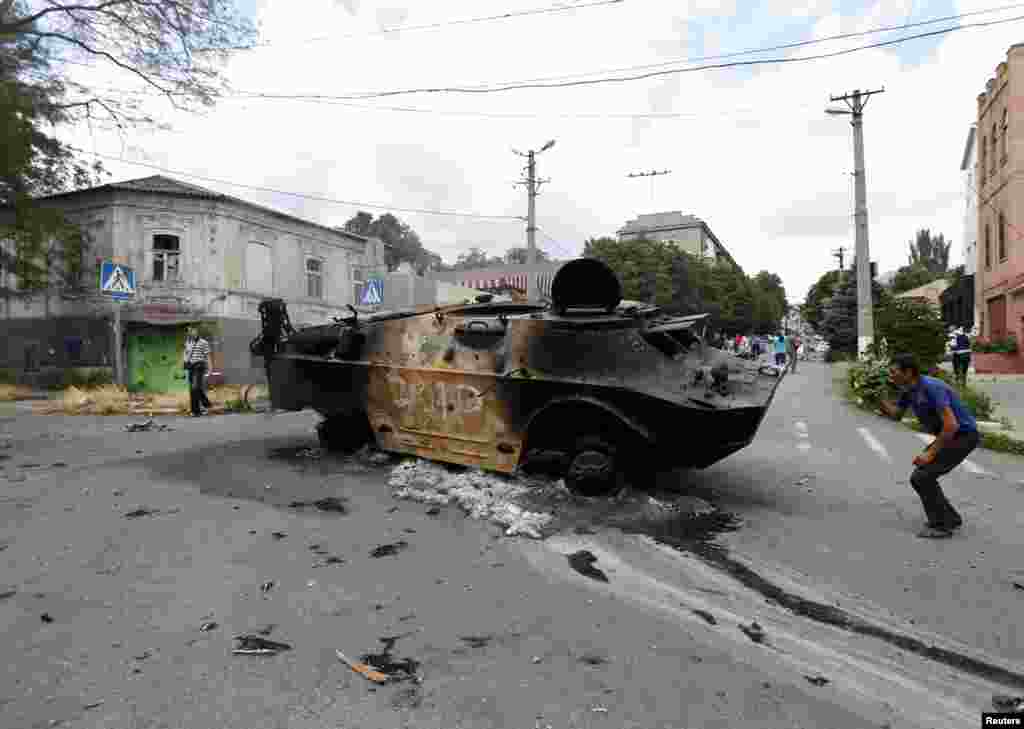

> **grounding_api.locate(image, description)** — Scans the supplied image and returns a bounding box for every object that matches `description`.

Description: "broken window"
[306,258,323,299]
[152,234,181,282]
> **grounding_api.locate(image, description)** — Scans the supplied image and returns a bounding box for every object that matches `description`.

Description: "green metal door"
[127,328,188,393]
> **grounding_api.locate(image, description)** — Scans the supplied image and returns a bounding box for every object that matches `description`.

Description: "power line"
[39,5,1024,115]
[227,9,1024,100]
[422,0,1024,89]
[207,0,625,49]
[66,147,525,221]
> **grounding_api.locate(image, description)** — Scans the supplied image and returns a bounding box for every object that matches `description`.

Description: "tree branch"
[20,29,173,97]
[0,0,133,34]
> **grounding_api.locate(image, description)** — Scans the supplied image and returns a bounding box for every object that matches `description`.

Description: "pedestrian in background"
[183,326,212,417]
[787,334,798,373]
[951,328,972,388]
[878,353,978,538]
[774,334,787,367]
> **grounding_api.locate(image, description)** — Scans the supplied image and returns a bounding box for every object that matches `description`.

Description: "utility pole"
[827,87,884,356]
[832,246,846,273]
[627,169,671,207]
[514,140,555,302]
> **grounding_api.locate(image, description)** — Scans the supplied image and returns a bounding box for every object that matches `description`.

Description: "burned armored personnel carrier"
[252,258,784,495]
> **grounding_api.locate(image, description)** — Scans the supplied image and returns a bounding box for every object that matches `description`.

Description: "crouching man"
[878,353,979,538]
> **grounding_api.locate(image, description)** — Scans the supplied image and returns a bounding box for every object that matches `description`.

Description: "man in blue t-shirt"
[879,353,979,538]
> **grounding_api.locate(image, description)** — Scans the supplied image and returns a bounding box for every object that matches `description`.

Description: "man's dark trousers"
[188,364,211,415]
[953,353,970,386]
[910,430,979,529]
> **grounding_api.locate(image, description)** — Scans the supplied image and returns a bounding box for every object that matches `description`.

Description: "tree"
[342,211,443,274]
[583,236,674,306]
[448,246,502,271]
[503,247,550,265]
[820,268,888,356]
[1,0,257,298]
[874,297,947,372]
[750,270,787,333]
[907,228,951,275]
[891,263,939,295]
[802,270,840,334]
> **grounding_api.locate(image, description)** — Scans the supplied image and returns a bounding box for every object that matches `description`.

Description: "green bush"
[972,336,1019,354]
[874,298,946,372]
[224,398,253,413]
[825,348,854,363]
[845,344,995,420]
[0,368,17,385]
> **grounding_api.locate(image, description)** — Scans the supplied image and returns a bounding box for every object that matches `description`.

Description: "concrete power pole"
[514,140,555,302]
[828,88,884,356]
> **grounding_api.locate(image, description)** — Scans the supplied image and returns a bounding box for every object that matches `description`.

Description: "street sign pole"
[112,301,123,386]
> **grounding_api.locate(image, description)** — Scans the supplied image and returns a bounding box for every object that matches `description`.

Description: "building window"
[999,212,1008,261]
[985,224,992,269]
[352,265,365,306]
[306,258,323,299]
[152,234,181,282]
[980,136,987,184]
[1002,108,1009,163]
[245,241,273,294]
[992,123,998,174]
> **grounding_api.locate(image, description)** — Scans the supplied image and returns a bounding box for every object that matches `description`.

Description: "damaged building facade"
[0,175,387,390]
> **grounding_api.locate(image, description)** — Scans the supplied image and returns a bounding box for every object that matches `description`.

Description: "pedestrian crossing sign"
[100,261,136,300]
[360,278,383,306]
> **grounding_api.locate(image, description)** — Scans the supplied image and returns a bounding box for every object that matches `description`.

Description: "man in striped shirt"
[183,326,212,416]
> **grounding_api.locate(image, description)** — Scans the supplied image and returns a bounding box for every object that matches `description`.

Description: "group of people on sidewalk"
[721,333,805,371]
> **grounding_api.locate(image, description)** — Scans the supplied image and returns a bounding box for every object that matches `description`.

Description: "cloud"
[55,0,1024,304]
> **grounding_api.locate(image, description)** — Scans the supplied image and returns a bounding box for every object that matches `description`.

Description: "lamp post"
[514,140,556,302]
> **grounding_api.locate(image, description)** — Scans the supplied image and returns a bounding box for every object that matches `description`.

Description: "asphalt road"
[1,363,1022,728]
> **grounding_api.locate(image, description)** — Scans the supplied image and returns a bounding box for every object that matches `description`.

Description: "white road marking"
[857,427,892,463]
[913,433,992,476]
[795,421,809,436]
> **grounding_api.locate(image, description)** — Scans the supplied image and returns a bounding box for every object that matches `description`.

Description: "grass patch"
[33,384,261,416]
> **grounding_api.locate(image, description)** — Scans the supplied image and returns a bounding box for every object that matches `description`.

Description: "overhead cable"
[67,147,525,221]
[232,12,1024,100]
[205,0,625,49]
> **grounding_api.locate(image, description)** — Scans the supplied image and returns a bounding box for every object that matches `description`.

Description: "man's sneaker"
[917,526,955,539]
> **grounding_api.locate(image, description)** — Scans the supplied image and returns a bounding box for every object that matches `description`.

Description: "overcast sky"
[58,0,1024,303]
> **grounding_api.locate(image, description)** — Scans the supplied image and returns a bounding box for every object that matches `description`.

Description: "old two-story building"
[974,45,1024,346]
[616,212,737,268]
[0,175,388,390]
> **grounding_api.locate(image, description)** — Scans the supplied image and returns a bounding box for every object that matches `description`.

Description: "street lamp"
[540,139,556,152]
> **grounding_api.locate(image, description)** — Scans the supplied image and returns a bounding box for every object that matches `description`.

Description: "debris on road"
[199,621,219,632]
[313,556,346,567]
[0,590,15,601]
[124,420,172,433]
[270,531,287,540]
[739,620,766,644]
[531,655,543,664]
[578,653,609,666]
[288,496,348,514]
[567,550,610,583]
[425,506,441,516]
[40,613,53,623]
[370,541,409,558]
[123,507,159,519]
[993,695,1024,711]
[233,635,292,655]
[459,635,492,649]
[692,609,717,625]
[389,460,555,538]
[82,701,104,710]
[1013,581,1024,591]
[336,650,389,683]
[591,706,609,714]
[804,675,830,686]
[260,580,275,594]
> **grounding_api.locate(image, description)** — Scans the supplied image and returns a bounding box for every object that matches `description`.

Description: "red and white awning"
[459,273,553,297]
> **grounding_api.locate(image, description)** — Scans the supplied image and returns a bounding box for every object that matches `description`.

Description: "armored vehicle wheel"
[316,412,373,453]
[565,435,623,497]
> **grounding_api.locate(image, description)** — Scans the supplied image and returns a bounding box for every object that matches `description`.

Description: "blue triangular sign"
[360,279,382,305]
